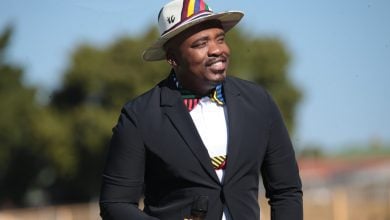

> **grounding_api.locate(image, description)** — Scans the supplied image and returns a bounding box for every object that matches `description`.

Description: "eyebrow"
[215,31,225,38]
[192,36,209,45]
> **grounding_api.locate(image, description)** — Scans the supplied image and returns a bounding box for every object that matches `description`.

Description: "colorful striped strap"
[211,84,225,105]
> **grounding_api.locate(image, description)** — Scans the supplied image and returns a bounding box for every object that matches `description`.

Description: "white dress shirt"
[189,96,231,220]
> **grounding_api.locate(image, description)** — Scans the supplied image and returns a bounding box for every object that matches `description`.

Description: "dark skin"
[165,21,230,96]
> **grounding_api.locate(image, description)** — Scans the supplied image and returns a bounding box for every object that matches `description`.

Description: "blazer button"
[220,191,226,204]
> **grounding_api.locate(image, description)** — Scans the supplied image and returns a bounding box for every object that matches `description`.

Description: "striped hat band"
[158,0,212,36]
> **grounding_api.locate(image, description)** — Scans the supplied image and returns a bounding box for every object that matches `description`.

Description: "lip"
[207,60,227,73]
[206,56,227,66]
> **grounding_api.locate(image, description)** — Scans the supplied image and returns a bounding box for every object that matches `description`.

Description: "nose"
[208,40,222,57]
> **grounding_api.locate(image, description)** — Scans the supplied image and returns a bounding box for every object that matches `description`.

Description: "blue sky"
[1,0,389,152]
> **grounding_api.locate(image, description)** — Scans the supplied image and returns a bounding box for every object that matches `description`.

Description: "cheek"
[183,50,207,67]
[222,44,231,56]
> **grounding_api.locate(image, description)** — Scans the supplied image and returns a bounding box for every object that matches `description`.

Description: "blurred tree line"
[0,25,301,208]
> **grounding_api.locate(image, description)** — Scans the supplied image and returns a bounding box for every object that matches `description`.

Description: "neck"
[182,84,213,97]
[180,78,213,96]
[173,71,215,96]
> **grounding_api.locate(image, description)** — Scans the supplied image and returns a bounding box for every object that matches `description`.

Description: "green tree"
[0,25,47,207]
[46,28,170,203]
[0,25,73,208]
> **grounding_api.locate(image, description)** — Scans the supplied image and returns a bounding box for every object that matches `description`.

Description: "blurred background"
[0,0,389,219]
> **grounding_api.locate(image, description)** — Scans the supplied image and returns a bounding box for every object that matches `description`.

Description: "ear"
[166,52,178,67]
[167,59,177,67]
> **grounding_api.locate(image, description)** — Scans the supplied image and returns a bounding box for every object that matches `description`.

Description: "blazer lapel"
[222,78,246,184]
[159,79,220,183]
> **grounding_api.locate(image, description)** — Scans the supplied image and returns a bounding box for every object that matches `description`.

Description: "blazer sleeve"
[99,107,158,220]
[261,94,303,220]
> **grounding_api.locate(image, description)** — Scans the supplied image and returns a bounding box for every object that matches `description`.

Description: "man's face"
[168,22,230,94]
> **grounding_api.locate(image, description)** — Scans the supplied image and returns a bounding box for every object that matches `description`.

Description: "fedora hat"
[142,0,244,61]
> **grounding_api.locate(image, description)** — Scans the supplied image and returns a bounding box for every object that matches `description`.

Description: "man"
[99,0,303,219]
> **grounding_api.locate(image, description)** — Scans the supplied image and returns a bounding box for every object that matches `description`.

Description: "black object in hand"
[190,195,208,219]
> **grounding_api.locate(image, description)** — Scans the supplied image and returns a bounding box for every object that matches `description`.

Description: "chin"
[208,75,225,86]
[213,72,226,82]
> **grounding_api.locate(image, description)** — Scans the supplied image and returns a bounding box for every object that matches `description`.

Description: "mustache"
[205,55,228,66]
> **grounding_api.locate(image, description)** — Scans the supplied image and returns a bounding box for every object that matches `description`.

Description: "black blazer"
[100,75,303,220]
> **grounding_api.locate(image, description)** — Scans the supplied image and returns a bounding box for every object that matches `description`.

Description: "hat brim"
[142,11,244,61]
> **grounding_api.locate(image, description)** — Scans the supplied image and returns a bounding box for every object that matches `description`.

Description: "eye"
[192,40,207,48]
[217,35,225,43]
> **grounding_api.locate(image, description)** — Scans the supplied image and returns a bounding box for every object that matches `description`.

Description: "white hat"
[142,0,244,61]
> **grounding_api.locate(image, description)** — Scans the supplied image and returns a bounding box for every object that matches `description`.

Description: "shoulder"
[122,85,161,114]
[225,76,286,130]
[121,76,176,116]
[224,76,281,119]
[225,76,270,101]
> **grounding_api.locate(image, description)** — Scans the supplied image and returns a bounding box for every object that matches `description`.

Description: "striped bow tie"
[171,71,225,111]
[181,85,225,111]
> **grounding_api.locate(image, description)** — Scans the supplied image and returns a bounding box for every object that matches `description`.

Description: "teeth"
[210,61,225,70]
[211,61,222,66]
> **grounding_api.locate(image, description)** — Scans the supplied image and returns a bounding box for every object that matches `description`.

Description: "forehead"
[164,20,224,50]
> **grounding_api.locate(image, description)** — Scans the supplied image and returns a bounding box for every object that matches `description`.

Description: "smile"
[208,60,227,72]
[210,61,224,68]
[206,57,227,66]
